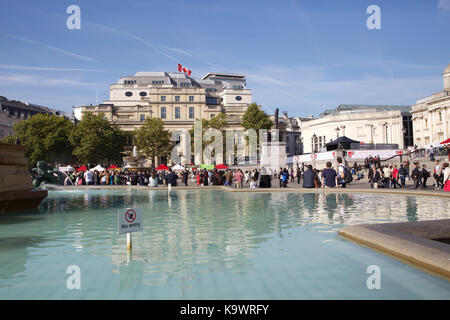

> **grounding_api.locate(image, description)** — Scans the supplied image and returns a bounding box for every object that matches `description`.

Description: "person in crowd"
[411,162,424,189]
[244,171,250,186]
[422,164,430,188]
[399,163,407,188]
[368,164,381,188]
[382,165,392,189]
[391,164,401,189]
[84,169,93,185]
[434,160,443,189]
[250,177,257,189]
[280,169,288,188]
[296,167,301,184]
[149,171,159,187]
[302,165,315,188]
[336,157,346,188]
[202,170,209,186]
[443,163,450,191]
[321,162,337,188]
[234,169,244,188]
[164,168,178,186]
[182,170,189,186]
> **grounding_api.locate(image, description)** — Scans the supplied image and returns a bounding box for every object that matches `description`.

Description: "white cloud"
[7,35,97,62]
[0,65,102,72]
[0,73,106,88]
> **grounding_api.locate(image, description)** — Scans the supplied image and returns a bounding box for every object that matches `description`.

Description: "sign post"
[118,208,143,256]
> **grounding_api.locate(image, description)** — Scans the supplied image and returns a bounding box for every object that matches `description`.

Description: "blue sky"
[0,0,449,116]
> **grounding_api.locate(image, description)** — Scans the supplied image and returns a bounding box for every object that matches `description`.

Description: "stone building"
[411,64,450,148]
[74,71,252,133]
[0,96,59,140]
[300,104,413,154]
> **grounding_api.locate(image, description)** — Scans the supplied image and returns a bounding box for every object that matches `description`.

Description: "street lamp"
[312,133,317,168]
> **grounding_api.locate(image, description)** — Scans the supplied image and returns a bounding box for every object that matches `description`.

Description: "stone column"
[443,106,448,142]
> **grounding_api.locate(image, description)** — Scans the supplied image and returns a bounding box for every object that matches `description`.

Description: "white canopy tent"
[90,165,105,172]
[58,165,75,172]
[172,164,185,171]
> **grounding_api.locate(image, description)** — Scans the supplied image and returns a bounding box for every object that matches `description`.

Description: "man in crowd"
[302,165,315,188]
[434,160,443,189]
[411,162,424,189]
[336,157,346,188]
[321,162,337,188]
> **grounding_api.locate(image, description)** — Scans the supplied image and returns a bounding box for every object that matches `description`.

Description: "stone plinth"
[0,143,47,213]
[260,142,287,170]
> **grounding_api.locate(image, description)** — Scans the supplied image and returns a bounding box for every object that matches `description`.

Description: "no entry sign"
[118,208,143,234]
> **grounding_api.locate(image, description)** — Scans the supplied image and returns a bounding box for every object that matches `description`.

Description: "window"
[189,106,194,119]
[125,91,133,97]
[140,114,145,122]
[161,96,166,102]
[439,112,442,122]
[175,96,180,102]
[232,85,244,90]
[139,92,147,97]
[124,80,136,85]
[210,113,215,118]
[152,80,163,85]
[175,107,180,119]
[235,96,242,101]
[189,96,194,102]
[161,107,166,118]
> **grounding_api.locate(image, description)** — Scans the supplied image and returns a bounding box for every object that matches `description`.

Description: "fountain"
[122,145,151,169]
[0,143,47,213]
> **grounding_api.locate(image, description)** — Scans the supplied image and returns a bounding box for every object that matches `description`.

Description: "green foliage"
[242,103,273,131]
[69,112,126,163]
[2,113,75,166]
[133,118,172,160]
[189,113,228,153]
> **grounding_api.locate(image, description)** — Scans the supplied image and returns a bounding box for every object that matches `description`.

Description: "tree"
[2,113,75,166]
[133,118,172,162]
[69,112,126,164]
[242,103,273,132]
[189,113,228,158]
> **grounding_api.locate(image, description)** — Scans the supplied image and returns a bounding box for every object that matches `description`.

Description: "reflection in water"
[0,189,449,297]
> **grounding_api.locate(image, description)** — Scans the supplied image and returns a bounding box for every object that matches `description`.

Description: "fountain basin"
[0,143,47,213]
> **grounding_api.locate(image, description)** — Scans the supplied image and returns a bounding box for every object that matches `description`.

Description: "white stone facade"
[412,64,450,148]
[74,72,252,133]
[300,105,411,154]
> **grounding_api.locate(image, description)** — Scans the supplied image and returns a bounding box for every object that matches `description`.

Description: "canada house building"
[74,72,252,133]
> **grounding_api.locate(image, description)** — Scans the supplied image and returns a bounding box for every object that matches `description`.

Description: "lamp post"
[369,124,374,144]
[312,133,317,169]
[335,127,340,139]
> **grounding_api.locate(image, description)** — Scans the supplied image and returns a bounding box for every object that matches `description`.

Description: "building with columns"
[74,71,252,133]
[300,104,412,154]
[411,64,450,148]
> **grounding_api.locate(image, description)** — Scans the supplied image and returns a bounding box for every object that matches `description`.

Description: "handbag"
[444,177,450,192]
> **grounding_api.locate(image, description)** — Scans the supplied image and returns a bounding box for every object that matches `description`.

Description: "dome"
[444,63,450,74]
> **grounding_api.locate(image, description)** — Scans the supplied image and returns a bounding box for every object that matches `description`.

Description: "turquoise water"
[0,189,449,299]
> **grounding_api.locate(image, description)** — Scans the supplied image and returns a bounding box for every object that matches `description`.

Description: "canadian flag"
[177,63,191,76]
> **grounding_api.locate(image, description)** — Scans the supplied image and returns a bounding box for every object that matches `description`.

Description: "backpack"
[341,165,353,183]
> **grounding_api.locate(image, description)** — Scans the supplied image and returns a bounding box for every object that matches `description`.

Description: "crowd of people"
[63,156,450,192]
